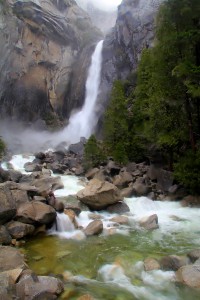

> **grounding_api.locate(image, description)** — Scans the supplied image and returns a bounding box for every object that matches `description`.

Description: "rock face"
[16,275,64,300]
[77,178,122,210]
[16,201,56,225]
[0,0,102,125]
[96,0,163,131]
[0,184,16,225]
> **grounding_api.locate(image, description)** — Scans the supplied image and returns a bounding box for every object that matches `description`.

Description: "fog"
[76,0,122,12]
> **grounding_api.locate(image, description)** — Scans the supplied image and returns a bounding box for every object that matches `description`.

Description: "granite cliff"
[0,0,102,127]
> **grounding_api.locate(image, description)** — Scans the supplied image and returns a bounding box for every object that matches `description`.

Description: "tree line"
[84,0,200,194]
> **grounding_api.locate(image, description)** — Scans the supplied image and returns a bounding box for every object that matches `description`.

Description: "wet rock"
[109,216,129,225]
[113,171,133,188]
[106,201,130,214]
[0,184,16,225]
[7,170,22,182]
[77,179,122,210]
[16,201,56,225]
[120,186,134,198]
[35,152,46,160]
[106,161,121,176]
[181,195,200,207]
[85,168,99,180]
[75,166,84,176]
[54,201,65,213]
[32,176,64,194]
[24,162,42,172]
[0,273,16,299]
[16,275,64,300]
[0,226,12,245]
[88,213,104,220]
[139,214,159,230]
[132,179,151,196]
[6,221,35,239]
[68,139,86,156]
[0,167,10,183]
[176,265,200,288]
[84,220,103,236]
[64,205,81,216]
[187,249,200,263]
[64,209,78,228]
[0,246,26,271]
[160,255,189,271]
[144,258,160,271]
[1,268,23,284]
[11,189,29,207]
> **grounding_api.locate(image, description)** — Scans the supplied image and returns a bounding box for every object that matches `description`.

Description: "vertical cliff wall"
[0,0,102,126]
[96,0,163,130]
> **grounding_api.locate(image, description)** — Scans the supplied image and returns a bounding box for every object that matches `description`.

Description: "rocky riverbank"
[1,145,200,298]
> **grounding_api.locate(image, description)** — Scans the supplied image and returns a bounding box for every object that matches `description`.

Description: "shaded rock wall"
[0,0,102,126]
[96,0,163,132]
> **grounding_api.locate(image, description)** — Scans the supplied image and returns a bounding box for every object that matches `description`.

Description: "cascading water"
[1,40,104,152]
[55,40,104,145]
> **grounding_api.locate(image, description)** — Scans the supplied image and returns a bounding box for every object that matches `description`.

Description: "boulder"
[85,168,99,180]
[144,258,160,271]
[64,209,78,229]
[120,186,134,198]
[11,189,29,207]
[0,184,16,225]
[0,226,12,245]
[84,220,103,236]
[7,170,22,182]
[139,214,159,230]
[187,249,200,263]
[181,195,200,207]
[31,176,64,195]
[0,273,16,300]
[16,275,64,300]
[6,221,35,239]
[15,201,56,225]
[0,246,26,272]
[68,139,86,156]
[132,179,151,196]
[109,216,129,225]
[176,265,200,288]
[113,171,133,188]
[106,201,130,214]
[77,179,122,210]
[160,255,189,271]
[75,166,84,176]
[106,161,121,176]
[0,167,10,182]
[24,162,42,173]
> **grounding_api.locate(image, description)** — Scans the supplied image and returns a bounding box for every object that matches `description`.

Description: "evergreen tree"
[83,135,106,170]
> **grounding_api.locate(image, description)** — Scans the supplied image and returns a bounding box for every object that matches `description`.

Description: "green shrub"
[83,135,106,171]
[174,150,200,194]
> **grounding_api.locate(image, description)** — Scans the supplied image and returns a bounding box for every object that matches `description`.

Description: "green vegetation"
[0,137,6,158]
[102,0,200,193]
[83,135,106,171]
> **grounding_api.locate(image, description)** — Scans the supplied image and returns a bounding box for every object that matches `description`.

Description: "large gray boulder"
[84,220,103,236]
[15,201,56,225]
[139,214,159,230]
[0,246,26,272]
[0,226,12,245]
[176,265,200,288]
[77,179,122,210]
[0,184,16,225]
[16,275,64,300]
[6,221,35,239]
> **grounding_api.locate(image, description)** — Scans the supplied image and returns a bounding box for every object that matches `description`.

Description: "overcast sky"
[76,0,122,11]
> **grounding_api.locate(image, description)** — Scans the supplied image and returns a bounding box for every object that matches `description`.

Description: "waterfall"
[62,40,104,144]
[0,40,104,152]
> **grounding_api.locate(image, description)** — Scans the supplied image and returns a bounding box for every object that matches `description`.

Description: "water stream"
[3,155,200,300]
